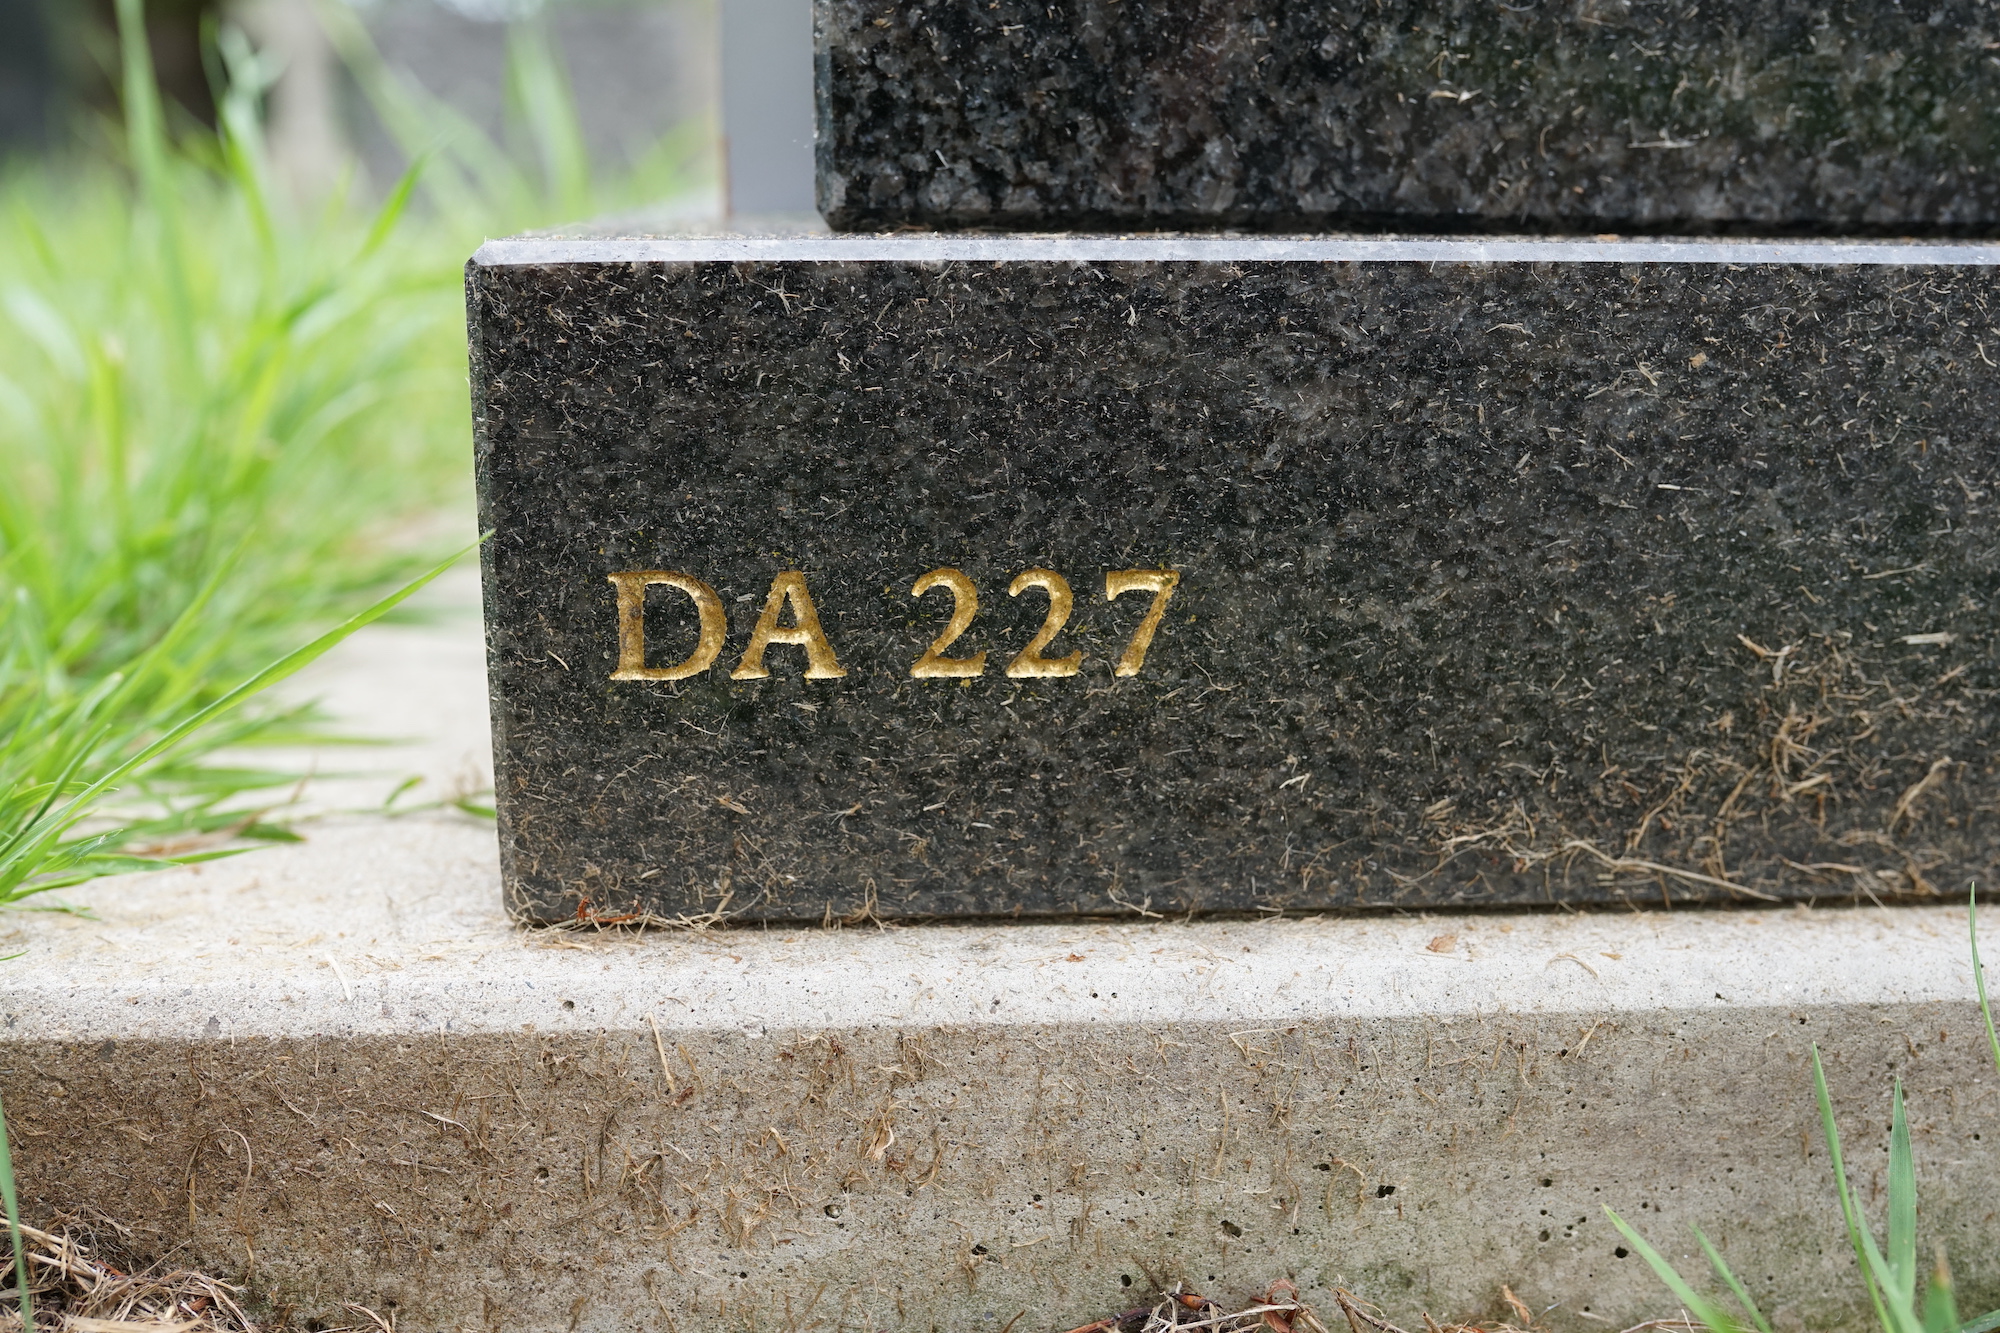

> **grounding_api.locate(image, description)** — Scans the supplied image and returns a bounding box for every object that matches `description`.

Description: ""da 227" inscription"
[605,567,1181,682]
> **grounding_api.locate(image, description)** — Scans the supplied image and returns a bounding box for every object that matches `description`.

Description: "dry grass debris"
[0,1219,383,1333]
[1057,1280,1328,1333]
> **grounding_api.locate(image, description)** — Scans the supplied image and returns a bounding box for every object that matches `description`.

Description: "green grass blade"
[506,19,592,220]
[114,0,196,366]
[1855,1194,1926,1333]
[360,155,428,262]
[1692,1226,1776,1333]
[1889,1082,1918,1308]
[0,675,125,863]
[212,24,278,256]
[114,0,169,197]
[1972,887,2000,1077]
[0,538,260,887]
[0,1091,31,1333]
[1816,1047,1897,1333]
[1604,1209,1739,1333]
[19,540,475,855]
[1960,1311,2000,1333]
[1928,1252,1961,1333]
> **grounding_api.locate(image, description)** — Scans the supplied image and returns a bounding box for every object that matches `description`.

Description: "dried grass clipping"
[0,1219,384,1333]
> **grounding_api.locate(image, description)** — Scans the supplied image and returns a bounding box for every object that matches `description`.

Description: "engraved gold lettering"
[608,562,1179,684]
[1105,569,1181,677]
[909,568,987,678]
[731,571,849,680]
[1005,568,1082,678]
[606,571,726,681]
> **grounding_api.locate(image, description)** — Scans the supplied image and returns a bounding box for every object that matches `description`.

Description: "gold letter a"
[730,571,849,680]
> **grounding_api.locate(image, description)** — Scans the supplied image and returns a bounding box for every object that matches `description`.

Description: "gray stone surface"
[815,0,2000,235]
[725,0,816,214]
[470,234,2000,925]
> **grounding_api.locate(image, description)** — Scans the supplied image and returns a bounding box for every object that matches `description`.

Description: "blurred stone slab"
[351,0,718,198]
[469,234,2000,926]
[5,831,1997,1332]
[814,0,2000,234]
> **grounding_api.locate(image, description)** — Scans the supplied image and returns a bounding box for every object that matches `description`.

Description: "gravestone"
[469,234,2000,925]
[814,0,2000,235]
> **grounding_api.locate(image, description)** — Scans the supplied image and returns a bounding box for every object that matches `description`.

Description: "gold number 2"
[909,568,987,677]
[1005,568,1083,678]
[1105,569,1181,677]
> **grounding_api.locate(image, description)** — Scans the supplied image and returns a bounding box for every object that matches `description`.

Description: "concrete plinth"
[2,603,1994,1333]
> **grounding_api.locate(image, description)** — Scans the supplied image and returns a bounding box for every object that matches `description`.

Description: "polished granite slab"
[816,0,2000,235]
[468,235,2000,924]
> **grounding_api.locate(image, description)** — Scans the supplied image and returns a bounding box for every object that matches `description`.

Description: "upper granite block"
[815,0,2000,235]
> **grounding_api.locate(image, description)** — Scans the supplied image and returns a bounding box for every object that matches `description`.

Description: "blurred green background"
[0,0,729,906]
[0,0,718,198]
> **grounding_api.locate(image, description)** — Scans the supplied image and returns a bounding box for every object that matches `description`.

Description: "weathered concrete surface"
[3,594,1996,1333]
[5,829,1997,1333]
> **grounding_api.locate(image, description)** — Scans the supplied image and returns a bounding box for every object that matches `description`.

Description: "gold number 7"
[1104,569,1181,677]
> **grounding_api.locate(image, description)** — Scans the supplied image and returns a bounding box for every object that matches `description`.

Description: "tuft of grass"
[0,1,712,909]
[1608,886,2000,1333]
[0,0,469,904]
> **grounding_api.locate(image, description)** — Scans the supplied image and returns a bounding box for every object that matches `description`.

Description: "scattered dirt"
[1056,1281,1701,1333]
[3,1214,1703,1333]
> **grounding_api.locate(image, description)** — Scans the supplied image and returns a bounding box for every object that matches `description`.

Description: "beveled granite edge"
[470,234,2000,268]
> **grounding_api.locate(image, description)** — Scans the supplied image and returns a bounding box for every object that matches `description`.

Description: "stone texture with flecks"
[816,0,2000,234]
[469,236,2000,926]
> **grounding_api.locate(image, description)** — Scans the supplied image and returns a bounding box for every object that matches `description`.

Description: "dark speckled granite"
[817,0,2000,235]
[470,235,2000,925]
